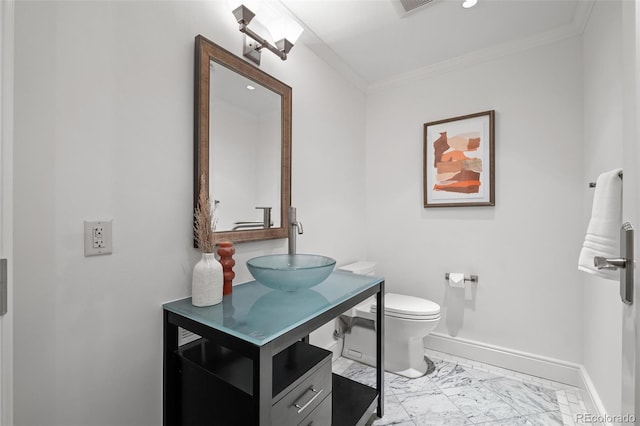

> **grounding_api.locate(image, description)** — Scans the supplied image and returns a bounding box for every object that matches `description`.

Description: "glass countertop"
[164,271,383,346]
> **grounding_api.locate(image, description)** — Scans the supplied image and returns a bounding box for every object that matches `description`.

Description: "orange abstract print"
[433,131,482,194]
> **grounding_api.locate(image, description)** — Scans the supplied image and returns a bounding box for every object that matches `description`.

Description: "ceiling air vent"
[398,0,437,13]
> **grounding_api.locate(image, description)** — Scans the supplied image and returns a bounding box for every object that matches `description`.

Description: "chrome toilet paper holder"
[445,273,478,283]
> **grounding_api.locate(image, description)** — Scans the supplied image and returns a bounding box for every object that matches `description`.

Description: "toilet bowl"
[338,262,441,379]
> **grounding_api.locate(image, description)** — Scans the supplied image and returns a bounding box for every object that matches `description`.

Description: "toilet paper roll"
[448,273,466,288]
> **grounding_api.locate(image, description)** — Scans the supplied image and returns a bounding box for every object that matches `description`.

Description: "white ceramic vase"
[192,252,223,307]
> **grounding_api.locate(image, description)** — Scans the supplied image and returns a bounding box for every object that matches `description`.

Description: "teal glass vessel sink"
[246,254,336,291]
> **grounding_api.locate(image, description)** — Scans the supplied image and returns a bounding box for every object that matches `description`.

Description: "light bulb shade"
[250,18,276,44]
[269,16,303,45]
[462,0,478,8]
[275,38,294,55]
[231,4,255,25]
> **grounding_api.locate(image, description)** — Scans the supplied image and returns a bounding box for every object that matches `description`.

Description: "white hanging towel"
[578,168,623,280]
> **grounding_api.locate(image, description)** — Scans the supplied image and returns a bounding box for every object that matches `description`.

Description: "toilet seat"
[371,293,441,321]
[383,311,441,320]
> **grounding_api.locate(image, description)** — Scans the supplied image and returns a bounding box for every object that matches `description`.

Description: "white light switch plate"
[84,219,113,257]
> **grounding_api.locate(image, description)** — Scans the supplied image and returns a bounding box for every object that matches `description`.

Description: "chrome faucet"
[288,206,304,255]
[232,206,273,230]
[255,207,272,229]
[232,222,265,230]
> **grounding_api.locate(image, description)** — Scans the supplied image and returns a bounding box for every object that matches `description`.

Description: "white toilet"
[338,262,441,378]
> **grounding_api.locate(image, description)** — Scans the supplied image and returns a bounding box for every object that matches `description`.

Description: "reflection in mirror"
[195,35,291,244]
[210,62,282,231]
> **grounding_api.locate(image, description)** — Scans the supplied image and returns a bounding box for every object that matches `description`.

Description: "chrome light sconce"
[229,0,303,66]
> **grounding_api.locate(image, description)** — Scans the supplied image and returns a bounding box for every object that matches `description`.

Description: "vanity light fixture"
[462,0,478,8]
[229,0,304,66]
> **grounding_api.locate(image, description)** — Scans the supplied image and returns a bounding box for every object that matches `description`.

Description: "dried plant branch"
[194,174,216,253]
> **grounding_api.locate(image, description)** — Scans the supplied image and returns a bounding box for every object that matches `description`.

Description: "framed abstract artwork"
[423,110,495,207]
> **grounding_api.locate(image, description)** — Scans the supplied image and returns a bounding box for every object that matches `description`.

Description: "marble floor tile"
[371,394,416,426]
[441,384,522,423]
[524,411,564,426]
[332,356,353,375]
[474,416,530,425]
[561,413,576,426]
[339,361,379,388]
[465,367,505,382]
[386,372,440,395]
[396,391,472,426]
[428,360,481,390]
[483,378,558,416]
[339,360,400,392]
[334,350,594,426]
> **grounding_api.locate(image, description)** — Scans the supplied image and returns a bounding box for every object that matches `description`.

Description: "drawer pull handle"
[293,387,324,414]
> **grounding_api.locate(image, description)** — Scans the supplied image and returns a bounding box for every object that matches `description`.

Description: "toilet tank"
[338,261,378,317]
[338,261,376,276]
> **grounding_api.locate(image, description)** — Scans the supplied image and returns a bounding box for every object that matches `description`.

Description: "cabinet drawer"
[272,355,332,425]
[298,392,331,426]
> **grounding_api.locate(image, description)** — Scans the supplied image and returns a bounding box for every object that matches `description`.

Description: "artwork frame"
[423,110,495,208]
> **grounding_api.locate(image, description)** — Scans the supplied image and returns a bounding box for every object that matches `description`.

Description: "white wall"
[256,110,282,226]
[582,0,624,416]
[365,37,585,363]
[13,1,366,425]
[212,101,262,230]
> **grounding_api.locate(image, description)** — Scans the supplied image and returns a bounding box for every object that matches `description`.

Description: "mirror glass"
[195,35,291,243]
[210,62,282,231]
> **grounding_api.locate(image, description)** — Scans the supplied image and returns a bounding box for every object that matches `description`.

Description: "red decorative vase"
[217,241,236,295]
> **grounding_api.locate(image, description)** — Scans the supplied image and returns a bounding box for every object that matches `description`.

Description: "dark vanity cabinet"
[178,340,332,425]
[163,272,384,426]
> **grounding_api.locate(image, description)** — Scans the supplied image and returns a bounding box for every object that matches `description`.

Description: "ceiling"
[279,0,592,89]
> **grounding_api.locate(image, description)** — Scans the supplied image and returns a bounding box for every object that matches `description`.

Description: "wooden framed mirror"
[195,35,291,243]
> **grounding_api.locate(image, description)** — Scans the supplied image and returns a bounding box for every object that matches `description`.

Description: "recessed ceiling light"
[246,84,256,91]
[462,0,477,8]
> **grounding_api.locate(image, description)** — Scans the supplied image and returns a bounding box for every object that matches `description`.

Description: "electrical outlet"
[84,220,113,257]
[93,226,105,248]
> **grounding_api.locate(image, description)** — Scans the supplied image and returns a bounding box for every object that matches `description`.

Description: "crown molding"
[279,0,595,95]
[368,0,595,93]
[367,21,583,94]
[300,36,369,93]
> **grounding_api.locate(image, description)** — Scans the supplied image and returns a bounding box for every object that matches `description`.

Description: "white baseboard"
[578,365,612,426]
[425,333,609,422]
[425,332,581,387]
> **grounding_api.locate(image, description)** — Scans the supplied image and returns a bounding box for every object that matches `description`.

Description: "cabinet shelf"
[332,374,378,426]
[176,339,332,425]
[178,338,330,399]
[178,338,252,395]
